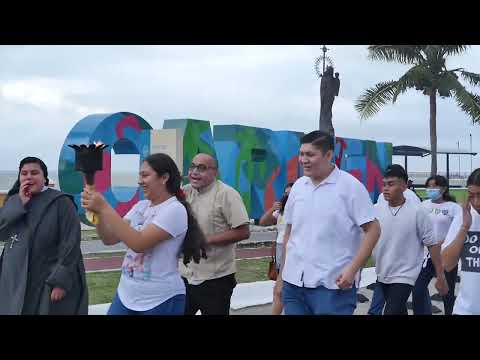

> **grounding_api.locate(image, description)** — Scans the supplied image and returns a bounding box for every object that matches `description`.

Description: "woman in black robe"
[0,157,88,315]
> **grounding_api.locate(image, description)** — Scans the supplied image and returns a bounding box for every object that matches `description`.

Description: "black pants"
[443,265,458,315]
[183,274,237,315]
[412,258,458,315]
[378,282,413,315]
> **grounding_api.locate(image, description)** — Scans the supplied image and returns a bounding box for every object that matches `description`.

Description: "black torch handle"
[84,172,95,186]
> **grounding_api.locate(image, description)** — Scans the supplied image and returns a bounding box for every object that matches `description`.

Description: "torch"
[68,142,109,225]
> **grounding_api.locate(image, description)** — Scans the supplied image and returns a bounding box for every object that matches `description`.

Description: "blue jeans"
[107,292,186,315]
[281,281,357,315]
[412,260,434,315]
[368,283,385,315]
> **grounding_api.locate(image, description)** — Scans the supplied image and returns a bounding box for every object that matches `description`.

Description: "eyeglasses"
[188,163,216,173]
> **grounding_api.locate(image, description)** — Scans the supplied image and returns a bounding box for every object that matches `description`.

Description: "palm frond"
[367,46,425,65]
[391,76,410,103]
[355,81,398,119]
[454,90,480,123]
[460,70,480,86]
[441,45,470,57]
[392,65,433,102]
[437,72,458,97]
[424,45,442,59]
[448,73,480,122]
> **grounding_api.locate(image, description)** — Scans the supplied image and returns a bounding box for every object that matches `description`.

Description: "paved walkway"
[0,227,276,254]
[229,282,458,315]
[84,246,272,272]
[80,231,276,255]
[232,280,459,315]
[89,271,459,315]
[0,231,276,272]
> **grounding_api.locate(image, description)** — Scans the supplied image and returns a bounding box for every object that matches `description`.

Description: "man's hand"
[51,287,66,302]
[336,266,356,289]
[435,273,449,296]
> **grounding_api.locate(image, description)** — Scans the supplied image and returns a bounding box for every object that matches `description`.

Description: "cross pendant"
[9,234,18,249]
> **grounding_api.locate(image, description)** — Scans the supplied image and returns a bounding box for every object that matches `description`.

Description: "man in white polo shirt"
[274,130,381,315]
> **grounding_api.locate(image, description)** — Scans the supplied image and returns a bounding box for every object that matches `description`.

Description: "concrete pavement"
[79,230,276,255]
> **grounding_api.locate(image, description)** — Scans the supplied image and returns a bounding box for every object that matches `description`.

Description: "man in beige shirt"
[179,153,250,315]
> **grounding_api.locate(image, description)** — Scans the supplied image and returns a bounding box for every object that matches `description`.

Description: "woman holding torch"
[81,153,207,315]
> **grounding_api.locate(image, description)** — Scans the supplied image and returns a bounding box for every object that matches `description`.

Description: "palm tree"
[356,45,480,176]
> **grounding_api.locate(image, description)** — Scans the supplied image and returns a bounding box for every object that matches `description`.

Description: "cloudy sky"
[1,45,479,176]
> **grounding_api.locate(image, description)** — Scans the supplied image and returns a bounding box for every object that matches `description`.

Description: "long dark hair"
[144,153,207,265]
[5,157,49,203]
[279,182,295,214]
[425,175,456,202]
[467,168,480,186]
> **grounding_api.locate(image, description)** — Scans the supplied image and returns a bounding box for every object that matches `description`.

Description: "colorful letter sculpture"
[59,113,392,225]
[58,112,152,225]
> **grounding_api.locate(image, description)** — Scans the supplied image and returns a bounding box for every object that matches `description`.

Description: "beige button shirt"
[179,180,250,285]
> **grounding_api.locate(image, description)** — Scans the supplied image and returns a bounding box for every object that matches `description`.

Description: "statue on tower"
[319,65,340,137]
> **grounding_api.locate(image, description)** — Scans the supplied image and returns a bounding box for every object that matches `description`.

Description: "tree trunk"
[429,91,437,176]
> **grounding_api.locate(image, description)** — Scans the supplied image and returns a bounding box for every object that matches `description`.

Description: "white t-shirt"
[420,200,462,264]
[443,206,480,315]
[282,166,376,289]
[272,210,286,244]
[376,188,421,205]
[421,200,462,243]
[374,200,437,285]
[117,197,187,311]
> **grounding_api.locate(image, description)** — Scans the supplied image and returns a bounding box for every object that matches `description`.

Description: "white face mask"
[426,188,442,201]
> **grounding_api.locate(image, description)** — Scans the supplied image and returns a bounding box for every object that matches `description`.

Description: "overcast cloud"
[1,45,479,174]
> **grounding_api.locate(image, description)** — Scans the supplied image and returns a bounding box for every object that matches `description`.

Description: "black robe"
[0,189,88,315]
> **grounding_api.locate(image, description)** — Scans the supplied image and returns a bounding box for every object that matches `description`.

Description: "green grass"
[81,229,99,241]
[236,258,271,283]
[416,188,468,203]
[365,257,375,268]
[87,271,121,305]
[86,256,376,305]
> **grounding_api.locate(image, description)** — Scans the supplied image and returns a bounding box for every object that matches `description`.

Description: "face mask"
[426,188,442,201]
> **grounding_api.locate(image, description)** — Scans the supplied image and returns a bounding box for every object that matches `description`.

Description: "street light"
[471,133,473,173]
[457,140,460,177]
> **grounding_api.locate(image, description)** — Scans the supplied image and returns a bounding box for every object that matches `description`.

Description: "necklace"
[388,202,405,216]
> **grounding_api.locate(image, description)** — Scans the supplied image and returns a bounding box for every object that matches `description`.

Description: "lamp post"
[458,140,460,177]
[471,133,473,173]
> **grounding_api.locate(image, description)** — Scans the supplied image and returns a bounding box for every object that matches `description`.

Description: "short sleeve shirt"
[282,166,376,289]
[179,180,250,284]
[443,206,480,314]
[117,197,187,311]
